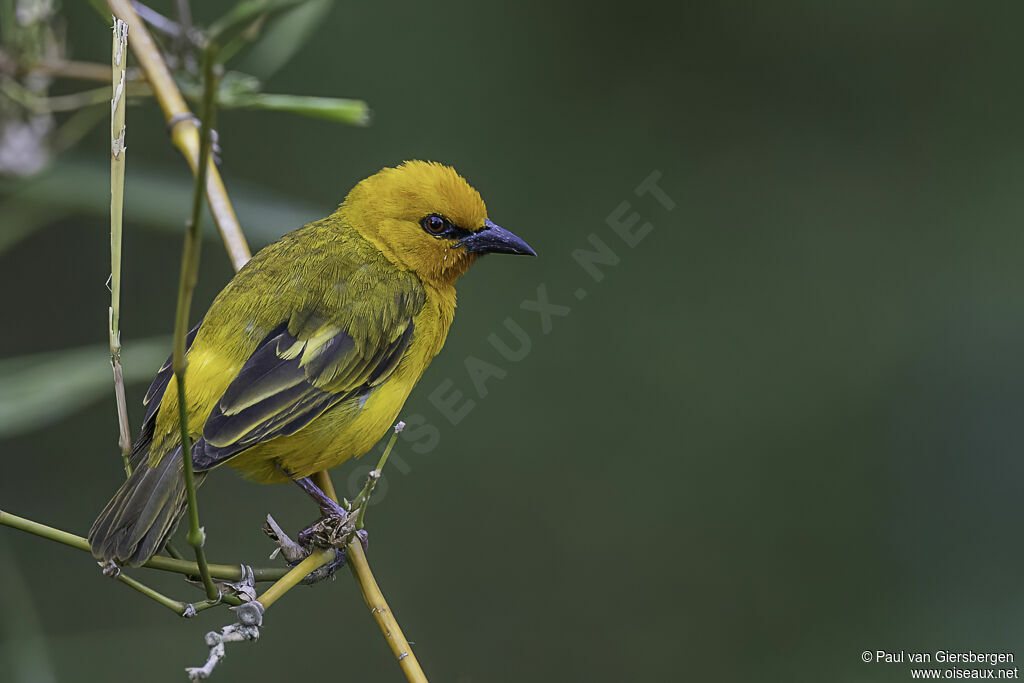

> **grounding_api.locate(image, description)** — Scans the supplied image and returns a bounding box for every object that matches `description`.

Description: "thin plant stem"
[190,597,231,614]
[0,514,233,614]
[255,549,334,610]
[109,17,132,476]
[107,0,251,270]
[352,427,402,530]
[315,469,429,683]
[115,571,187,613]
[172,43,220,602]
[0,510,289,581]
[114,567,240,615]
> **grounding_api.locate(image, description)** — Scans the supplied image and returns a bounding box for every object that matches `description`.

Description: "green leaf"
[175,71,371,126]
[0,337,171,438]
[225,93,371,125]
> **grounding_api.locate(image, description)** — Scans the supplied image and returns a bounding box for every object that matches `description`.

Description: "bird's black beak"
[457,219,537,256]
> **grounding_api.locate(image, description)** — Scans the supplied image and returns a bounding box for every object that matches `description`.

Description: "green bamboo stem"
[171,42,221,602]
[313,468,429,683]
[347,541,427,683]
[0,510,289,581]
[109,16,133,477]
[255,549,335,609]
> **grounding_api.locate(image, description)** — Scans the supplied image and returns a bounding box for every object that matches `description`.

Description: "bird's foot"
[264,514,366,584]
[296,530,368,584]
[297,509,354,549]
[266,474,370,584]
[292,476,349,520]
[98,560,121,578]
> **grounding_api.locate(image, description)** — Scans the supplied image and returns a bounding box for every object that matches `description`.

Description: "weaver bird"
[89,161,535,567]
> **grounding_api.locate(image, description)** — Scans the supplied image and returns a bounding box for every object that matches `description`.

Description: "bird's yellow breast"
[219,287,454,484]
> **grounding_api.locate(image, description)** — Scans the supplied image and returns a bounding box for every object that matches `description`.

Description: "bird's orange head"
[337,160,535,286]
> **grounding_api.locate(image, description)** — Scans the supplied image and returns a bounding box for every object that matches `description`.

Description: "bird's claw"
[98,560,121,578]
[297,510,353,549]
[354,528,369,551]
[265,508,366,586]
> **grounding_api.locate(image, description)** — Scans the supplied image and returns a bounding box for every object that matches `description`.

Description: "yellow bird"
[89,161,535,567]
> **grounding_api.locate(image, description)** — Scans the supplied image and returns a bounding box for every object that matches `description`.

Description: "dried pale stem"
[107,0,251,270]
[315,469,428,683]
[172,44,221,602]
[109,17,132,475]
[0,510,288,581]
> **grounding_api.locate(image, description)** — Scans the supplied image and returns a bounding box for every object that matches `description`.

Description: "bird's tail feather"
[89,448,206,567]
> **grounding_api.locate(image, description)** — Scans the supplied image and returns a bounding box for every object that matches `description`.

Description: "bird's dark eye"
[421,214,448,236]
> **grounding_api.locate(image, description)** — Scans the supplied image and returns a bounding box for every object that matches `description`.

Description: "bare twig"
[109,17,132,475]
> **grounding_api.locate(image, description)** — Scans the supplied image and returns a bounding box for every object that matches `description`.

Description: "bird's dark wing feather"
[190,293,420,471]
[132,322,202,459]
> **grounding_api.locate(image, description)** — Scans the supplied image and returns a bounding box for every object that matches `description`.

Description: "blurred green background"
[3,2,1024,681]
